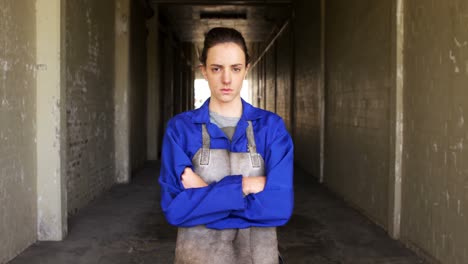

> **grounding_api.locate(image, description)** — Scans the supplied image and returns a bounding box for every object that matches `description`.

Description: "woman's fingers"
[181,167,208,188]
[242,176,266,195]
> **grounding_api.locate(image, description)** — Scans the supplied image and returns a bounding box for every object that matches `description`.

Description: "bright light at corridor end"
[194,79,250,109]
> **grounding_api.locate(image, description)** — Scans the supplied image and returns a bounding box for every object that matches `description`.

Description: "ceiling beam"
[150,0,291,5]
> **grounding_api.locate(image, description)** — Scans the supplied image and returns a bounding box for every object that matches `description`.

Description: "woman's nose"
[222,70,231,84]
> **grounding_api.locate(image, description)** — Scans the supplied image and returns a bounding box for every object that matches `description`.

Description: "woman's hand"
[181,167,208,189]
[242,176,266,195]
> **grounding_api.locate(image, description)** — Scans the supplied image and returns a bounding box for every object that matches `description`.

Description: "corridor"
[2,0,468,263]
[9,164,425,264]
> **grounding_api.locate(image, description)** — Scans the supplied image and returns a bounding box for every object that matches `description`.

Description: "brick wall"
[65,0,116,215]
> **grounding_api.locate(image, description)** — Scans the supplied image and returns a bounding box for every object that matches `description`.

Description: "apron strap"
[200,122,260,168]
[246,121,261,168]
[200,124,210,165]
[246,121,257,153]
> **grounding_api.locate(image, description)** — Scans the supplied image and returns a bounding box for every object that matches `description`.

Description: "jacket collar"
[191,97,263,124]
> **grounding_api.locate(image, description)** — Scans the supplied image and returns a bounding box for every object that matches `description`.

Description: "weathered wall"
[275,26,293,132]
[158,23,194,136]
[248,27,293,132]
[147,7,160,161]
[159,31,175,131]
[257,55,266,110]
[402,1,468,263]
[264,44,276,113]
[66,0,116,214]
[293,0,322,179]
[248,1,322,183]
[130,0,148,172]
[249,43,261,107]
[0,1,37,262]
[325,0,393,227]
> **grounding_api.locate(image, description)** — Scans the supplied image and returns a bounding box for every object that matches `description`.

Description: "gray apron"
[174,121,279,264]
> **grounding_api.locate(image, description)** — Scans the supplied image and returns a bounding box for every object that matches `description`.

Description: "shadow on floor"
[10,163,426,264]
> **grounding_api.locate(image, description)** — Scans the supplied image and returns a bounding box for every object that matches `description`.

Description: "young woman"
[159,27,294,264]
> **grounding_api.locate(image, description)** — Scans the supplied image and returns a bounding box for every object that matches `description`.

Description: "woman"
[159,27,294,264]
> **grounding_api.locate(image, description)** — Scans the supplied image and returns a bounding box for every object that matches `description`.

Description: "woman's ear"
[244,63,250,78]
[200,64,208,80]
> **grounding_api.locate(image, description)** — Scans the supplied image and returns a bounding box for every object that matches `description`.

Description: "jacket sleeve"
[159,119,246,227]
[206,118,294,229]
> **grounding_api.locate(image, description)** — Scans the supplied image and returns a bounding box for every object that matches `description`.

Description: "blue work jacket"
[159,98,294,229]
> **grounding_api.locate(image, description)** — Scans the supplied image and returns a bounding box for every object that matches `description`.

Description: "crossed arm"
[181,167,266,195]
[159,118,294,228]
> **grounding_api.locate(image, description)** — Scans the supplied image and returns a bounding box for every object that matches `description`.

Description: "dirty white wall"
[402,1,468,263]
[325,0,393,227]
[66,0,116,215]
[0,1,37,263]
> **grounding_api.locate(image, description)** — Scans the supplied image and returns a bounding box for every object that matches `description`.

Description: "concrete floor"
[9,164,427,264]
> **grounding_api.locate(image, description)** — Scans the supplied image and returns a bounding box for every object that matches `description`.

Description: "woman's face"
[201,42,249,105]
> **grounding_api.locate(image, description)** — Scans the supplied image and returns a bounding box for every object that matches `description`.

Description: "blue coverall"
[159,98,294,230]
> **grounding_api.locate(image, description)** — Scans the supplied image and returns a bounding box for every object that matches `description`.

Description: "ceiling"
[151,1,292,44]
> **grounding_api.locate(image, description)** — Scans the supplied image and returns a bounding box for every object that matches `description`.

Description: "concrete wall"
[66,0,116,214]
[0,1,37,262]
[325,0,393,227]
[130,0,148,172]
[401,1,468,263]
[292,0,322,180]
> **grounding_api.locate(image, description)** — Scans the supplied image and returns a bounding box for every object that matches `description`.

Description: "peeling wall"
[0,1,37,262]
[66,0,116,214]
[402,1,468,263]
[293,0,322,180]
[130,0,148,172]
[325,0,393,227]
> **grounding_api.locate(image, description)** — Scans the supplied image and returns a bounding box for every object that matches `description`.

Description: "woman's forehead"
[206,43,246,64]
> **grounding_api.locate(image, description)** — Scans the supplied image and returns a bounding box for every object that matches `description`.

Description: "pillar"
[115,0,131,183]
[36,0,67,240]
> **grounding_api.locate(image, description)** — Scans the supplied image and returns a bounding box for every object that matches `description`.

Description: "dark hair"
[200,27,250,66]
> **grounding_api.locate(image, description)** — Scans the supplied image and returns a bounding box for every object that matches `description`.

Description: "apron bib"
[174,121,279,264]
